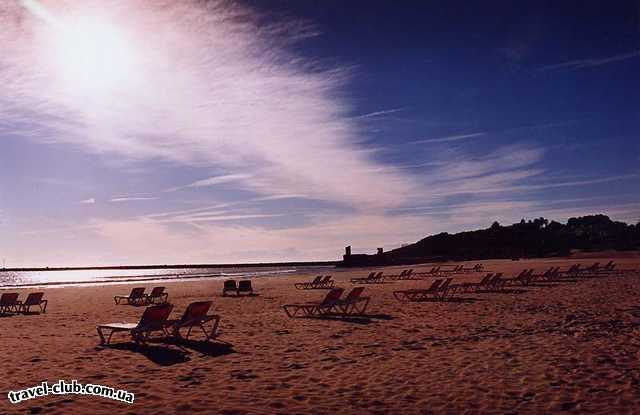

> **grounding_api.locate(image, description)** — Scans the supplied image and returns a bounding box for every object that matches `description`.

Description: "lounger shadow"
[103,343,190,366]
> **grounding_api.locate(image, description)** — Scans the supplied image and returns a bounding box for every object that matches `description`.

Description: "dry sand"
[1,256,640,414]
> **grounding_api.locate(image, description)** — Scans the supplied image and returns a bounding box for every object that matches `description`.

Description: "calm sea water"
[0,265,336,288]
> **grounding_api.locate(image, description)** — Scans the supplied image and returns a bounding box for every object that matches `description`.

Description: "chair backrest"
[440,278,452,291]
[320,288,344,305]
[149,287,165,297]
[427,279,442,291]
[375,272,383,278]
[238,280,252,292]
[24,292,44,306]
[130,287,146,299]
[321,275,332,283]
[399,270,407,276]
[223,280,237,290]
[344,287,365,302]
[406,269,413,277]
[137,304,173,328]
[311,276,323,284]
[180,301,213,324]
[0,292,19,306]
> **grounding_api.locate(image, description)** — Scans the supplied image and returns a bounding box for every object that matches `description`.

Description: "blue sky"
[0,0,638,267]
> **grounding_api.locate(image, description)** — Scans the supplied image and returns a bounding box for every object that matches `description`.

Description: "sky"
[0,0,639,267]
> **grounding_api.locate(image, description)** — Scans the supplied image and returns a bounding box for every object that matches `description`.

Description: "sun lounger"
[295,276,323,290]
[145,286,168,304]
[332,287,370,316]
[283,288,344,318]
[480,273,505,291]
[167,301,220,342]
[393,279,446,301]
[238,280,253,295]
[96,303,173,345]
[350,271,384,284]
[453,274,493,293]
[504,269,534,286]
[319,275,335,288]
[222,280,238,296]
[114,287,146,305]
[16,292,48,313]
[0,293,19,314]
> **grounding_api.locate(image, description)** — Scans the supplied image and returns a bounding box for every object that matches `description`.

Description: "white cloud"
[539,50,640,71]
[0,0,415,210]
[412,132,485,144]
[80,198,95,204]
[110,196,157,202]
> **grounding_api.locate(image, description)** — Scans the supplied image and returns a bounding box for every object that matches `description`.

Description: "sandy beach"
[1,256,640,414]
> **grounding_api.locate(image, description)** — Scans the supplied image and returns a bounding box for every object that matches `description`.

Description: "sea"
[0,264,337,288]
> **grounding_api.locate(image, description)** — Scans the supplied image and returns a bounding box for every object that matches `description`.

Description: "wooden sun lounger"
[283,288,344,318]
[504,269,534,286]
[16,292,48,313]
[97,304,174,345]
[145,286,168,304]
[114,287,146,305]
[167,301,221,342]
[0,293,20,314]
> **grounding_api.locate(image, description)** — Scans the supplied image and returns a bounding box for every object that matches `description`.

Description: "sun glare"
[46,14,139,97]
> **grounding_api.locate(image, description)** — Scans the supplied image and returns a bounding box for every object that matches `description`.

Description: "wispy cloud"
[539,50,640,71]
[110,196,157,202]
[353,108,404,119]
[79,198,95,204]
[165,173,252,192]
[0,0,415,210]
[411,132,485,144]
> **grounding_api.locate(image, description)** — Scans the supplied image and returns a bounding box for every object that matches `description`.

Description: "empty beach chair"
[393,279,443,302]
[350,271,384,284]
[295,276,323,290]
[283,288,344,318]
[222,280,238,296]
[238,280,253,295]
[334,287,370,316]
[0,293,19,314]
[481,273,506,291]
[114,287,146,305]
[96,304,173,345]
[145,286,168,304]
[17,292,48,313]
[453,274,493,293]
[168,301,220,342]
[319,275,335,288]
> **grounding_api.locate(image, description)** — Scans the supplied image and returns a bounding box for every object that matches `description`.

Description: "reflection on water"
[0,265,333,288]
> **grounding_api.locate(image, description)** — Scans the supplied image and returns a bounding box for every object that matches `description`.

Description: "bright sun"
[49,15,138,97]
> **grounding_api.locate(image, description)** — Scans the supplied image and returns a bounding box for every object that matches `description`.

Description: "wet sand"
[1,256,639,414]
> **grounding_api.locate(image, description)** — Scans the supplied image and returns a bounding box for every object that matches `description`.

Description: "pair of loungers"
[97,301,220,345]
[0,292,48,314]
[222,280,253,296]
[393,278,455,301]
[283,287,370,318]
[350,272,384,284]
[114,286,168,306]
[294,275,334,290]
